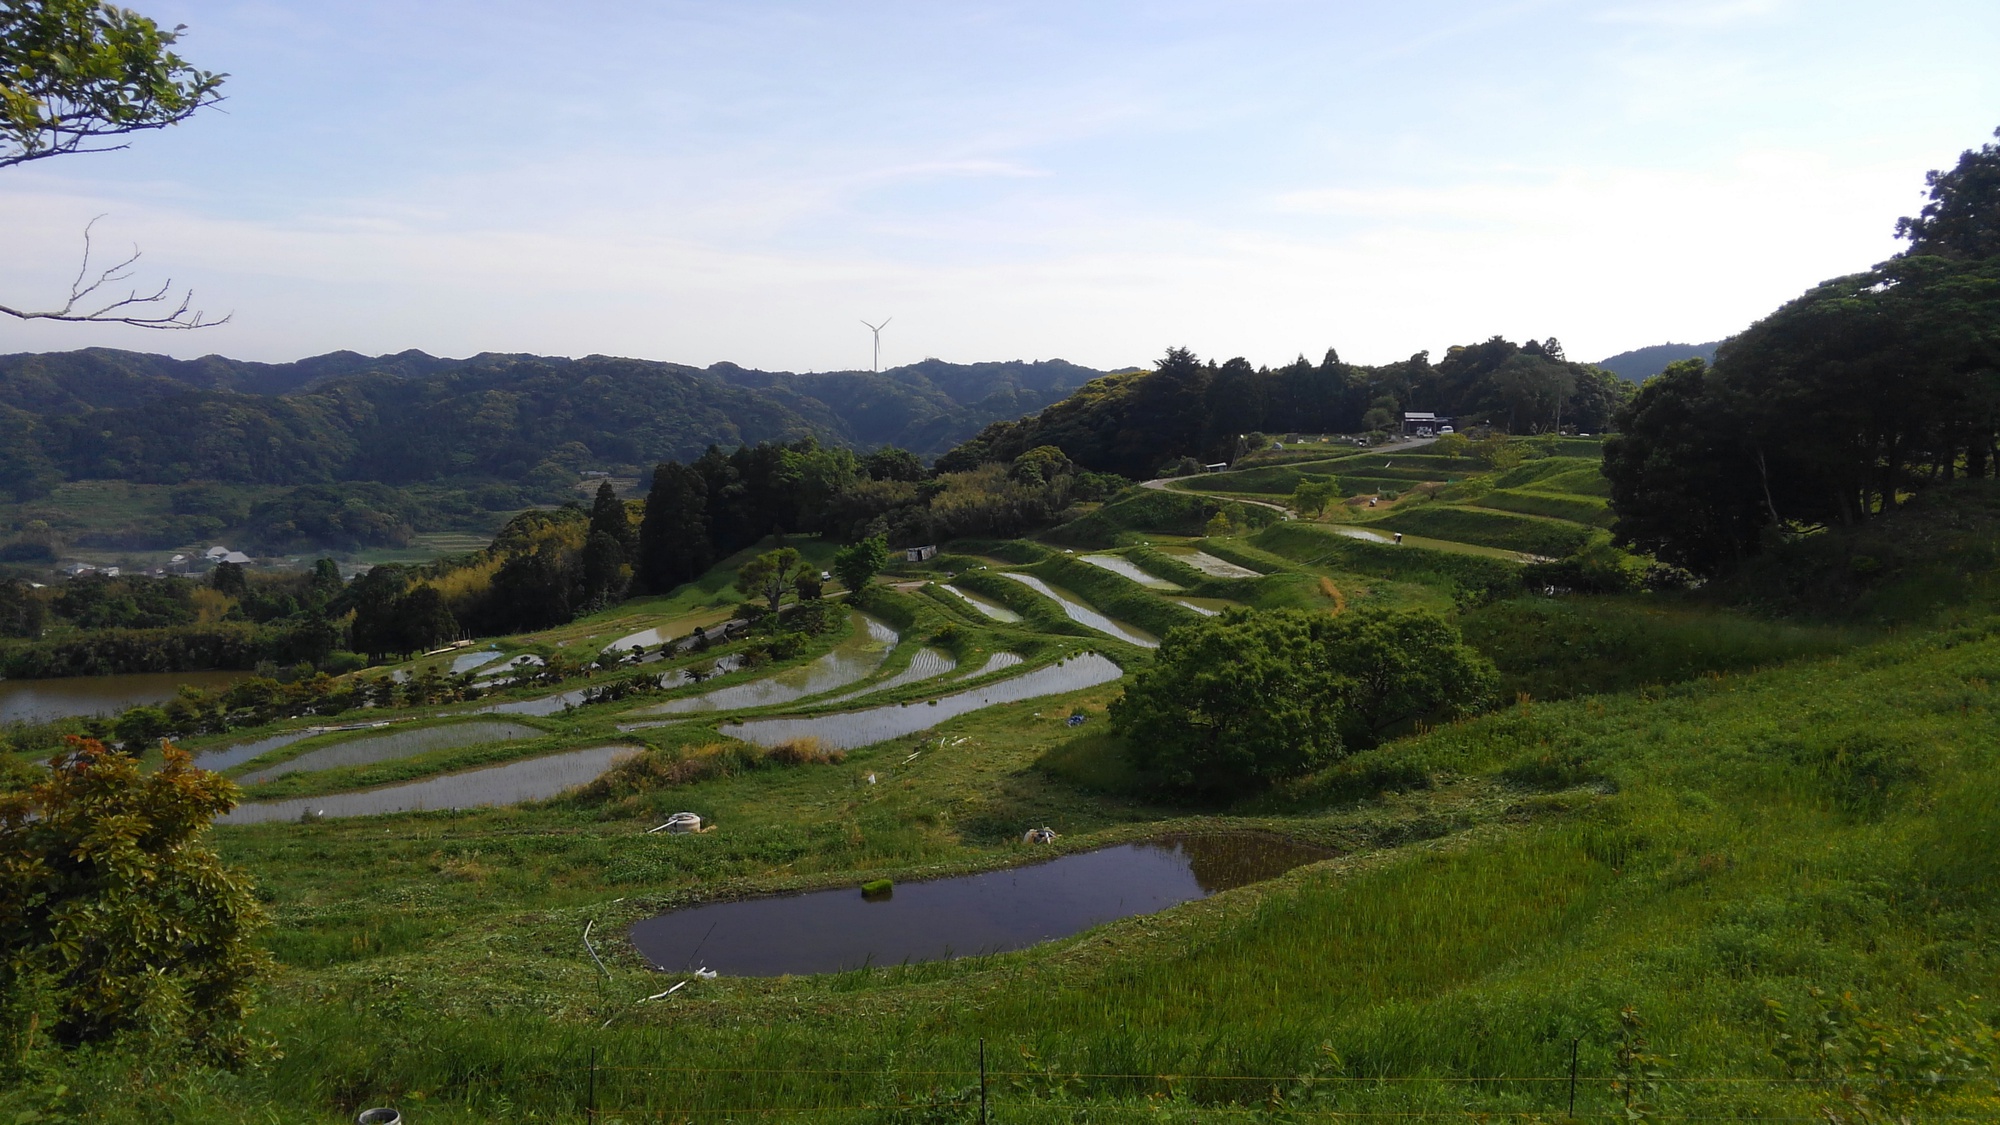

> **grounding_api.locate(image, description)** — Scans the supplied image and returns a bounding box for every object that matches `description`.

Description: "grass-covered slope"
[37,597,1992,1123]
[16,475,2000,1124]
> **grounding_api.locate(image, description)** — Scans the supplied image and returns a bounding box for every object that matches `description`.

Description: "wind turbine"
[860,317,892,373]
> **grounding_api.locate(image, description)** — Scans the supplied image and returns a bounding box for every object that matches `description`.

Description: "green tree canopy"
[736,546,806,615]
[0,737,270,1063]
[1895,126,2000,261]
[636,461,711,594]
[1,0,224,169]
[1111,608,1496,794]
[1111,608,1344,794]
[1290,475,1339,517]
[832,534,888,595]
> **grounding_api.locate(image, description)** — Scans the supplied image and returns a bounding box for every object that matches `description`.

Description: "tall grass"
[1460,594,1855,699]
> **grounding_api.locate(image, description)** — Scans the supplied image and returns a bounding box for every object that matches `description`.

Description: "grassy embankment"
[11,475,2000,1122]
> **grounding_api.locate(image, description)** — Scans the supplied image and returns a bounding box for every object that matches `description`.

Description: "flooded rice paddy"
[449,648,503,674]
[219,745,638,825]
[1079,554,1182,590]
[818,648,957,706]
[234,720,542,784]
[604,608,737,655]
[195,727,376,772]
[474,661,751,717]
[627,614,896,715]
[939,584,1022,623]
[1176,599,1226,617]
[475,688,593,716]
[966,652,1024,676]
[998,574,1158,648]
[1159,548,1262,579]
[628,833,1332,976]
[475,655,545,683]
[719,653,1123,750]
[0,670,247,725]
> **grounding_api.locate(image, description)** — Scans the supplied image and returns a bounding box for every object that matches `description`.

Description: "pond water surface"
[998,574,1158,649]
[0,670,248,725]
[235,720,542,784]
[628,833,1332,976]
[219,744,638,825]
[1079,554,1182,591]
[720,653,1122,750]
[627,614,896,715]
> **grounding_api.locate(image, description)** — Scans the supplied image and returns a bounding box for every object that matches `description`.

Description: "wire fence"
[485,1052,1997,1123]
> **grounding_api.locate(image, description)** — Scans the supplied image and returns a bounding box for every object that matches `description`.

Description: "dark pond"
[0,670,248,725]
[628,833,1332,977]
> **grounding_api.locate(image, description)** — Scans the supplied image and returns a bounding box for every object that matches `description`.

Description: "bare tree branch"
[0,217,228,330]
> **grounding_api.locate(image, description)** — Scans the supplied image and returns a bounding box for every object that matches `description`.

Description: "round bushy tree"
[1112,609,1344,793]
[1111,608,1496,793]
[0,738,270,1064]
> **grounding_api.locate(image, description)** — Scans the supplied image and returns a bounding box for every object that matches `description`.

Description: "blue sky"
[2,0,1996,370]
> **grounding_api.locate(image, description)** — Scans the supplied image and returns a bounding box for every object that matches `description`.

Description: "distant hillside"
[942,339,1635,479]
[1592,341,1720,382]
[0,348,1101,499]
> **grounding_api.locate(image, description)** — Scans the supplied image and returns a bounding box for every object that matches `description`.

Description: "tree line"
[634,438,1127,592]
[1605,127,2000,575]
[940,337,1636,480]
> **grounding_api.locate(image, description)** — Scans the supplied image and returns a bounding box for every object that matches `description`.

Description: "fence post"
[1567,1037,1579,1119]
[980,1038,988,1125]
[589,1044,598,1123]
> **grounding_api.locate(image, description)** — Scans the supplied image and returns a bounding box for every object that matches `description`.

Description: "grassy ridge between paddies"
[1470,487,1615,527]
[83,602,1995,1123]
[1044,488,1280,547]
[1251,521,1520,605]
[1369,503,1605,557]
[1023,553,1201,638]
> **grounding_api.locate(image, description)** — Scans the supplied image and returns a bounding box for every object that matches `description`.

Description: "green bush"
[1112,608,1495,792]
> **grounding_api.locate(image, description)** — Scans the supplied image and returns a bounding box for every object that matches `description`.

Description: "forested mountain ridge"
[0,348,1104,499]
[1591,341,1721,382]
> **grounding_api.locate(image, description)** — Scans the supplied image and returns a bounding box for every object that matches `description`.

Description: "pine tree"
[636,462,712,592]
